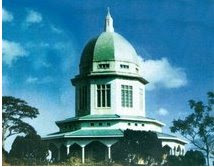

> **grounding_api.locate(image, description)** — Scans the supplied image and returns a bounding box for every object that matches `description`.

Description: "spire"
[105,7,114,32]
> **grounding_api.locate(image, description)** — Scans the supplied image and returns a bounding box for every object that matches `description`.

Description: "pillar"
[108,145,111,160]
[81,146,85,164]
[66,145,70,156]
[48,150,52,161]
[173,147,176,156]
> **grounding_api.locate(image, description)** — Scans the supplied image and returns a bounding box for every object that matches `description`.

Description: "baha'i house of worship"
[43,10,187,163]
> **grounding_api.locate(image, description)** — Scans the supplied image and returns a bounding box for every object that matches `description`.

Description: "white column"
[108,146,111,160]
[81,146,85,164]
[48,150,52,162]
[66,145,70,156]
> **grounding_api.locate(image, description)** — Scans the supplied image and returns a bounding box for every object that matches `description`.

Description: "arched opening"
[182,149,185,155]
[60,144,67,161]
[49,143,58,162]
[85,141,107,162]
[68,143,82,160]
[177,145,181,155]
[163,145,171,155]
[170,148,173,155]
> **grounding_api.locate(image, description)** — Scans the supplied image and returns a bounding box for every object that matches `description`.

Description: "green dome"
[80,32,139,74]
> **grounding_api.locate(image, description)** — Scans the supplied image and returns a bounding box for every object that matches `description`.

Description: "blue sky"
[2,0,214,151]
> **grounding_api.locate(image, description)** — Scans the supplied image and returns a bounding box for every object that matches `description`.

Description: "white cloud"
[139,57,187,90]
[157,108,169,116]
[26,76,38,83]
[51,25,62,34]
[26,76,54,84]
[2,8,13,22]
[2,39,28,66]
[26,10,42,24]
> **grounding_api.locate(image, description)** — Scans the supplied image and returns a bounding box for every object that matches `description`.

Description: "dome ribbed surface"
[80,32,139,72]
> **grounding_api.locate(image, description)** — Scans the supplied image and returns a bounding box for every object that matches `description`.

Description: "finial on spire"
[105,7,114,32]
[107,7,110,15]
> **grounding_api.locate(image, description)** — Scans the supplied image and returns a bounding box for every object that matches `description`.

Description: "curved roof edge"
[42,128,124,140]
[55,114,165,127]
[156,132,188,144]
[42,129,187,146]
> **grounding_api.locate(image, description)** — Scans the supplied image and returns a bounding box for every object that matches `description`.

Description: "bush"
[164,150,206,166]
[183,150,205,166]
[2,148,10,166]
[59,157,82,166]
[164,155,184,166]
[53,157,122,166]
[8,134,49,165]
[112,130,163,165]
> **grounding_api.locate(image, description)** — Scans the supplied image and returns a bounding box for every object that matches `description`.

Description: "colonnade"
[169,146,185,156]
[48,138,117,163]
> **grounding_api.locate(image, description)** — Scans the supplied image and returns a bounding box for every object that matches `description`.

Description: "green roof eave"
[56,114,165,127]
[42,129,124,140]
[55,114,119,125]
[43,129,187,146]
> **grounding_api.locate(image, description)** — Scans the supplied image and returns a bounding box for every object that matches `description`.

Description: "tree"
[164,155,184,166]
[170,91,214,165]
[162,145,171,155]
[2,148,10,165]
[164,150,205,166]
[183,150,205,166]
[112,130,163,165]
[2,96,39,149]
[9,133,49,165]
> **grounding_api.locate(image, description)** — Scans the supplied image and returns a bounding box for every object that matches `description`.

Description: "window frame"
[96,84,111,108]
[98,63,110,69]
[120,64,129,69]
[121,85,133,108]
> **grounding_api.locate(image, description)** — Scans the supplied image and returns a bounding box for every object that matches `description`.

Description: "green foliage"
[162,145,171,155]
[112,129,163,165]
[164,149,205,166]
[2,148,10,165]
[183,150,205,166]
[2,96,39,148]
[170,91,214,165]
[164,155,184,166]
[9,133,49,165]
[55,157,120,166]
[56,156,82,166]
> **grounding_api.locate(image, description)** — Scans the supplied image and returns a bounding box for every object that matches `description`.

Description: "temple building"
[43,10,187,163]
